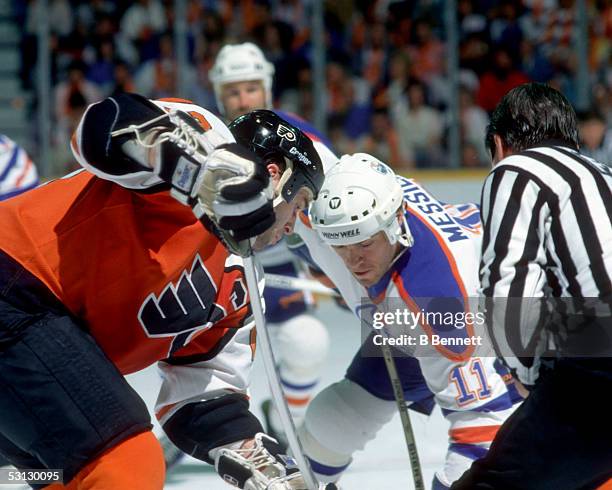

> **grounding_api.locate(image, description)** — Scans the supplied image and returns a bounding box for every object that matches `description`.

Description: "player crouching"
[293,154,523,489]
[0,93,332,490]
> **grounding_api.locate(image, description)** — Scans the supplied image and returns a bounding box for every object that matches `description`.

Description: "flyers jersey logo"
[138,254,228,355]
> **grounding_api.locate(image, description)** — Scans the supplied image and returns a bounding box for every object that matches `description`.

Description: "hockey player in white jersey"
[211,42,336,443]
[294,154,523,489]
[0,134,38,201]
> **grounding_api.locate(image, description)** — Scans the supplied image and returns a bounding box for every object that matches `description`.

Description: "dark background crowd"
[10,0,612,173]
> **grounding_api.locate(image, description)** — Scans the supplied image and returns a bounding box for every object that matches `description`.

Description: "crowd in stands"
[14,0,612,174]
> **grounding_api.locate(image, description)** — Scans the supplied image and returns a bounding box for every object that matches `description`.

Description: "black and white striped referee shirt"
[479,141,612,383]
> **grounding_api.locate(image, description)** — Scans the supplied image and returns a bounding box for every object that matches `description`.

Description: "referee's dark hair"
[485,82,580,159]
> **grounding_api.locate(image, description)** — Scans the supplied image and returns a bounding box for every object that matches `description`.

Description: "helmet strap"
[397,211,414,247]
[272,161,293,207]
[383,203,414,248]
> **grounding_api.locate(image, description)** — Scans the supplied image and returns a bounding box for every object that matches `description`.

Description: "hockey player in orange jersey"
[0,93,330,490]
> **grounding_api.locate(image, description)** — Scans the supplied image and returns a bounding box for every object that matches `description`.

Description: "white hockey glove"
[100,94,274,256]
[213,433,336,490]
[196,143,275,256]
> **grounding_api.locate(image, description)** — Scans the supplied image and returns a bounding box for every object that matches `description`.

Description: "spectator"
[109,61,136,97]
[408,18,445,85]
[120,0,166,63]
[327,114,355,157]
[21,0,74,89]
[458,0,487,40]
[15,0,612,177]
[26,0,73,38]
[459,85,490,164]
[477,45,530,112]
[386,51,411,138]
[54,61,102,146]
[361,22,388,90]
[279,58,314,120]
[489,1,524,60]
[459,32,490,77]
[326,61,372,140]
[578,110,612,166]
[409,18,448,108]
[75,0,116,32]
[86,39,117,92]
[134,33,196,100]
[462,140,486,167]
[356,108,409,170]
[395,79,445,167]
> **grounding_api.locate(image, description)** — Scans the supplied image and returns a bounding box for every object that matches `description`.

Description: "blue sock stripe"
[280,378,318,391]
[308,458,350,476]
[432,474,451,490]
[448,442,488,461]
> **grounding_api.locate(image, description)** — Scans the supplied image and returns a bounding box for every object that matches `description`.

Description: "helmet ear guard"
[310,153,414,248]
[229,110,324,205]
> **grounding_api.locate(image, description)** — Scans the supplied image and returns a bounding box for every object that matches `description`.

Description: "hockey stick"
[267,273,425,489]
[243,257,319,490]
[159,274,334,475]
[264,273,339,297]
[380,343,425,490]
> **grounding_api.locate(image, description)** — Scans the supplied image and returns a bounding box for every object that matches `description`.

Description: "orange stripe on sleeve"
[157,97,195,104]
[14,157,33,187]
[449,425,501,444]
[298,210,312,228]
[405,205,469,299]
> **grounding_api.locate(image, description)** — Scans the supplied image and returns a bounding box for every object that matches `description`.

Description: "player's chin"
[352,270,376,287]
[252,229,279,251]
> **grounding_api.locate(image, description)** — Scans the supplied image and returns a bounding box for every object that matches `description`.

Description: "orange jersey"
[0,169,252,375]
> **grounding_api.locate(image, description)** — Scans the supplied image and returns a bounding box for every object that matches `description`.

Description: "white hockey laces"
[233,443,279,473]
[232,443,306,488]
[113,110,208,157]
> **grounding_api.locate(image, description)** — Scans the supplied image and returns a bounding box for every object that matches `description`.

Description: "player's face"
[252,187,312,251]
[332,232,401,287]
[220,80,267,121]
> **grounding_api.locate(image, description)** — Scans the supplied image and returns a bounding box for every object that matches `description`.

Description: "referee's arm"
[479,164,549,384]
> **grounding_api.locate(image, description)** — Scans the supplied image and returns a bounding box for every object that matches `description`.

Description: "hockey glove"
[102,94,274,256]
[213,433,337,490]
[197,143,275,256]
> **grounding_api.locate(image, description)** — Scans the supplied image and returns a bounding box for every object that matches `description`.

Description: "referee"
[452,83,612,489]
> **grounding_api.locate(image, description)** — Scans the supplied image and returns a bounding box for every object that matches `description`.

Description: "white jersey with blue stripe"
[0,135,39,201]
[295,175,521,485]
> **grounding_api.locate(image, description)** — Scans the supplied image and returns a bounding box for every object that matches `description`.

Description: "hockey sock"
[42,431,164,490]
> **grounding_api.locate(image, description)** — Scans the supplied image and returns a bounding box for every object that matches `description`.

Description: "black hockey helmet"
[229,110,324,203]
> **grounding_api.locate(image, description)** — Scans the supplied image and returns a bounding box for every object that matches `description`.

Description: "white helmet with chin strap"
[210,42,275,116]
[310,153,414,247]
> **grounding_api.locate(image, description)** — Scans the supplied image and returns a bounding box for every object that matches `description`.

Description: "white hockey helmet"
[310,153,414,247]
[210,42,275,115]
